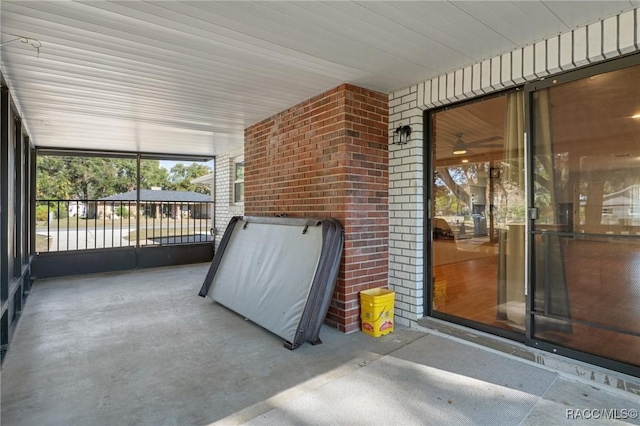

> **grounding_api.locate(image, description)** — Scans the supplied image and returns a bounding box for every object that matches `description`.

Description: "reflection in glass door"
[430,93,526,333]
[530,63,640,369]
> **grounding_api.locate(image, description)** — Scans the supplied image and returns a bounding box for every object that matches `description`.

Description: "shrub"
[115,205,130,218]
[36,203,67,220]
[36,205,50,221]
[53,202,68,220]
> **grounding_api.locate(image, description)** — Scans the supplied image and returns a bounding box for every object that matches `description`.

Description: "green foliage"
[37,156,137,199]
[141,160,170,190]
[37,156,211,200]
[507,204,526,221]
[36,205,50,221]
[434,183,470,216]
[37,156,71,199]
[168,163,212,195]
[115,206,130,218]
[53,202,68,219]
[35,202,67,221]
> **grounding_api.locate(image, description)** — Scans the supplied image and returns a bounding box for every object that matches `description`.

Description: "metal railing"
[36,199,214,252]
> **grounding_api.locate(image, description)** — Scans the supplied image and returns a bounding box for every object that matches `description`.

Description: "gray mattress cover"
[199,216,343,349]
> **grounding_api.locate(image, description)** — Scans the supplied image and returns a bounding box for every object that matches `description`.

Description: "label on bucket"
[380,320,393,331]
[363,323,374,332]
[363,310,391,320]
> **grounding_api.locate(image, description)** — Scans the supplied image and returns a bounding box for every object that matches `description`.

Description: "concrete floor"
[1,264,639,425]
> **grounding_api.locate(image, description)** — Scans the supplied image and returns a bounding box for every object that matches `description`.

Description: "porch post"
[13,117,22,278]
[136,155,141,248]
[30,147,36,257]
[0,86,9,301]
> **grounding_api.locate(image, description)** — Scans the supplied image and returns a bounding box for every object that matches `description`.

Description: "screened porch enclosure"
[33,153,215,279]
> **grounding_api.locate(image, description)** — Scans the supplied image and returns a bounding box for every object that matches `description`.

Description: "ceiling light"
[453,150,467,155]
[461,159,469,163]
[632,113,640,119]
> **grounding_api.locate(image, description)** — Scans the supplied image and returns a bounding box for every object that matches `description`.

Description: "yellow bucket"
[360,287,395,337]
[433,278,447,309]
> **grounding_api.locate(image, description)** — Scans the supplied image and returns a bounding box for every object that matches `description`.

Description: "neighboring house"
[68,201,87,218]
[95,189,212,219]
[601,185,640,222]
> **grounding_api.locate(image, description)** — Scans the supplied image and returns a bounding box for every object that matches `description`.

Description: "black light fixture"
[393,124,412,145]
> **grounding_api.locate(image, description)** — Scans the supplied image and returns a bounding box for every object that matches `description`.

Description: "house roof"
[191,172,215,185]
[100,189,211,203]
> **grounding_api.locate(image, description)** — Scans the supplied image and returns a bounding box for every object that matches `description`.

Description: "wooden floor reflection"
[536,238,640,367]
[433,251,515,330]
[432,238,640,368]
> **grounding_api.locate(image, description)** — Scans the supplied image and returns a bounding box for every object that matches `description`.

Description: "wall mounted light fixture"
[392,124,411,145]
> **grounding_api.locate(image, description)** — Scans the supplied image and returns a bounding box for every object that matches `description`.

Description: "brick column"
[244,84,388,332]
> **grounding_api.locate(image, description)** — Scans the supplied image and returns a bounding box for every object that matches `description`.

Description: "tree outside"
[37,156,211,200]
[166,162,212,195]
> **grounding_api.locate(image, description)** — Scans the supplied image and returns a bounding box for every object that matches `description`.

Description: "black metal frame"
[1,85,10,360]
[1,80,36,364]
[33,198,213,253]
[34,244,214,279]
[36,147,212,163]
[423,110,433,317]
[423,52,640,378]
[14,118,23,279]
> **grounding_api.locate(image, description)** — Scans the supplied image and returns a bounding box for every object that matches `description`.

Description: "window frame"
[233,157,244,205]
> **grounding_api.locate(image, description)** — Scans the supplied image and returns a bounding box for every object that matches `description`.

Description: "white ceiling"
[1,1,638,157]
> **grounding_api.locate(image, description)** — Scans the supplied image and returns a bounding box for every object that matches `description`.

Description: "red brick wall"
[244,84,388,332]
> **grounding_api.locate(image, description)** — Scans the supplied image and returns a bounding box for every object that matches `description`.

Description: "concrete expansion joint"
[411,318,640,402]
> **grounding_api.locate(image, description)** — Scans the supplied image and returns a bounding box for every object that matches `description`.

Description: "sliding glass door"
[429,92,526,335]
[427,56,640,375]
[529,61,640,369]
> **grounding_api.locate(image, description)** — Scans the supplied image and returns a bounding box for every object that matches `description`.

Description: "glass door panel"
[531,64,640,368]
[430,93,526,333]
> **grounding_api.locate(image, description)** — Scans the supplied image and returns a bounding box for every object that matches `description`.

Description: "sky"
[159,159,214,171]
